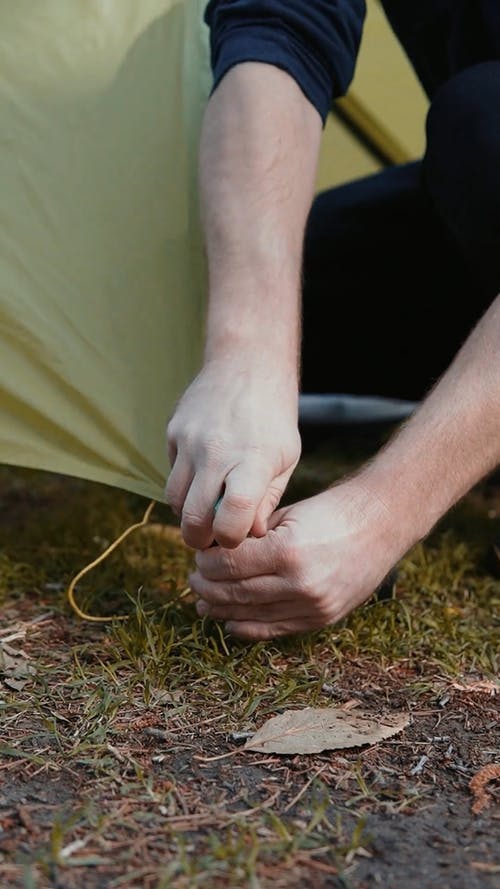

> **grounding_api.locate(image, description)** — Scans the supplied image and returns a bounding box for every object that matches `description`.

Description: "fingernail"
[196,601,209,616]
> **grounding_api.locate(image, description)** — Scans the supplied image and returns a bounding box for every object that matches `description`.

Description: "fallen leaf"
[0,649,19,672]
[0,642,36,692]
[244,707,410,755]
[469,764,500,815]
[3,676,30,691]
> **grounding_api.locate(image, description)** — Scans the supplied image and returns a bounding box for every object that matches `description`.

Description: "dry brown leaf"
[469,764,500,815]
[0,641,35,692]
[244,707,410,755]
[3,676,30,692]
[0,649,19,673]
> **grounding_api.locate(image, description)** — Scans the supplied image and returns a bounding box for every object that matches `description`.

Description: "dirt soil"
[0,443,499,889]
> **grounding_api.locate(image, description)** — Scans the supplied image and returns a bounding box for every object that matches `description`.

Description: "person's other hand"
[190,480,408,639]
[165,359,300,550]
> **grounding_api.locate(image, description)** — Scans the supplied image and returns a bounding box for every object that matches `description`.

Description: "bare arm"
[201,62,321,366]
[166,63,322,549]
[361,292,500,547]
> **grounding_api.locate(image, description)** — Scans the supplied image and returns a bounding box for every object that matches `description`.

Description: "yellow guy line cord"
[67,499,156,622]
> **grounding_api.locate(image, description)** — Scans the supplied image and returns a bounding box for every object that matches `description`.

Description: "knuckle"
[230,623,259,641]
[284,541,303,576]
[264,623,287,640]
[231,585,249,606]
[202,436,230,461]
[315,596,335,620]
[308,585,338,622]
[288,430,302,461]
[181,509,207,530]
[218,551,237,576]
[216,533,247,550]
[183,434,229,468]
[298,577,320,604]
[213,515,248,549]
[166,419,181,446]
[266,484,285,512]
[223,492,256,514]
[262,529,290,573]
[215,532,243,550]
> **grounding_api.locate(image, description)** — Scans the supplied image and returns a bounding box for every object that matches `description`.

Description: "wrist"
[204,290,300,378]
[204,329,299,377]
[353,454,443,553]
[329,468,427,562]
[201,350,300,398]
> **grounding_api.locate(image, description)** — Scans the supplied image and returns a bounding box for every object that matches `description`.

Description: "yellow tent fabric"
[0,0,428,503]
[0,0,209,502]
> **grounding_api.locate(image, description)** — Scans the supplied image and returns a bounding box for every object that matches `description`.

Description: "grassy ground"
[0,430,499,888]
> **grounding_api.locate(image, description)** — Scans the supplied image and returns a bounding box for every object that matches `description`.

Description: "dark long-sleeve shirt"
[204,1,500,122]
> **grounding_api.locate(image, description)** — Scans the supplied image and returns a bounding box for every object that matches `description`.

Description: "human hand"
[190,480,409,640]
[165,358,300,550]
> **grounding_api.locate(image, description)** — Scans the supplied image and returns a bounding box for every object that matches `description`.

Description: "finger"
[164,456,193,517]
[196,528,287,581]
[265,502,291,531]
[180,471,225,549]
[165,420,178,466]
[250,468,294,537]
[196,598,309,623]
[213,461,272,548]
[189,570,292,606]
[166,439,177,467]
[224,618,324,641]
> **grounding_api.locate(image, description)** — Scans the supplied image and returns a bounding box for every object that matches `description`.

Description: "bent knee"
[424,61,500,254]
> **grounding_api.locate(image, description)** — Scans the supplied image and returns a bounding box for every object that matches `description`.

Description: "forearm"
[359,293,500,548]
[199,62,322,375]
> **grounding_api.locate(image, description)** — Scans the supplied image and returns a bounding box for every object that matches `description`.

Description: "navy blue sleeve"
[204,1,366,123]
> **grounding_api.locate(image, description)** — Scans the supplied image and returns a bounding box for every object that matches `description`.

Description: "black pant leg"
[424,60,500,296]
[302,154,494,401]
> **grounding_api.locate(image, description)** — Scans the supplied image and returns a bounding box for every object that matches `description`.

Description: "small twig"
[284,765,327,813]
[173,786,190,816]
[233,788,281,818]
[106,743,126,762]
[193,749,241,763]
[294,855,338,875]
